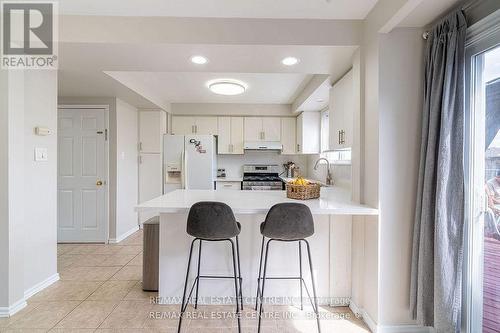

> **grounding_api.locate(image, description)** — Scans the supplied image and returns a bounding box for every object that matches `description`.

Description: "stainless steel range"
[242,165,285,191]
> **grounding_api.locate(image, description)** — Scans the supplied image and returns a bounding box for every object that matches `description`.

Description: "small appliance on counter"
[242,165,284,190]
[283,161,299,178]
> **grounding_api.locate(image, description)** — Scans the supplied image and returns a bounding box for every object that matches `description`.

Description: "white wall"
[115,99,139,238]
[378,28,424,325]
[0,70,26,313]
[172,103,293,116]
[1,70,58,315]
[23,71,58,293]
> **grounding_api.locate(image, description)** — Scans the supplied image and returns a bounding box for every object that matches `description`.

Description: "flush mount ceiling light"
[191,55,208,65]
[282,56,299,66]
[207,79,247,96]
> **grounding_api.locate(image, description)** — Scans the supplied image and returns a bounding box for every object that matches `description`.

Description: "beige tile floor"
[0,230,371,333]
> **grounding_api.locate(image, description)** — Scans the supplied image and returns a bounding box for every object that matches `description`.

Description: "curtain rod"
[421,0,480,39]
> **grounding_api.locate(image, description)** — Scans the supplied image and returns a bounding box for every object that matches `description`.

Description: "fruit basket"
[286,178,321,200]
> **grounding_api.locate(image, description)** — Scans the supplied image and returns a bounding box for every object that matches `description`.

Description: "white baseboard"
[378,325,433,333]
[348,301,432,333]
[24,273,60,300]
[0,298,27,318]
[109,225,139,244]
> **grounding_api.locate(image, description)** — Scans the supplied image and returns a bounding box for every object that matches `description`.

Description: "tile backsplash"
[217,152,308,178]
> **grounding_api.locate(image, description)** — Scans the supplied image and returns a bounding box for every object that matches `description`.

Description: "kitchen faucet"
[313,157,333,186]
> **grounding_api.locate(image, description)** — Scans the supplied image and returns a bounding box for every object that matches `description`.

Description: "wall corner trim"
[24,273,60,300]
[349,300,377,332]
[0,298,27,318]
[109,225,140,244]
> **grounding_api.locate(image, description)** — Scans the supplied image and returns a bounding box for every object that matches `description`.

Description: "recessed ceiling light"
[207,79,247,96]
[282,57,299,66]
[191,55,208,65]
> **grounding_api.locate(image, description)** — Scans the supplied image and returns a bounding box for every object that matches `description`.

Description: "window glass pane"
[480,45,500,333]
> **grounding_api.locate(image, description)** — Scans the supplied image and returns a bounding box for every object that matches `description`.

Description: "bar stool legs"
[235,236,244,311]
[194,240,202,309]
[256,239,321,333]
[299,241,304,311]
[255,236,265,311]
[177,238,242,333]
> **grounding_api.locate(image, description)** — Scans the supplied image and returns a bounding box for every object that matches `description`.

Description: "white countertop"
[216,177,243,182]
[136,187,378,215]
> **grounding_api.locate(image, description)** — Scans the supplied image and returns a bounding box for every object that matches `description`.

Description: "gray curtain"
[410,10,467,333]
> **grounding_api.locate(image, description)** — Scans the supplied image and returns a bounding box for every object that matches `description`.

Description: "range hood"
[244,141,283,152]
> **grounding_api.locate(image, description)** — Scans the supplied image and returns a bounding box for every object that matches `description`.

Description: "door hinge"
[105,129,108,141]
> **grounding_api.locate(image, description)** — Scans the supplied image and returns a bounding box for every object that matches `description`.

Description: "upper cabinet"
[281,117,296,155]
[244,117,281,142]
[296,112,320,154]
[217,117,244,154]
[139,111,167,153]
[171,116,218,135]
[329,70,354,150]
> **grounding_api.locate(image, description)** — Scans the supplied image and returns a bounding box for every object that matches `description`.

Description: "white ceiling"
[397,0,461,27]
[58,0,378,20]
[58,43,357,107]
[106,72,312,104]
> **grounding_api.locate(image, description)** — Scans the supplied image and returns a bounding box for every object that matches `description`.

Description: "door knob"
[96,180,103,186]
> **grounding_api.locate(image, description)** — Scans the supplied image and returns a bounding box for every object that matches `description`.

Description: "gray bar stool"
[178,201,243,333]
[255,203,321,333]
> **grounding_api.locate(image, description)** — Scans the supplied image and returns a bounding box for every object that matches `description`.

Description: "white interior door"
[58,108,107,242]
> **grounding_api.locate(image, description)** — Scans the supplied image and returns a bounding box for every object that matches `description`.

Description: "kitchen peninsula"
[136,187,377,305]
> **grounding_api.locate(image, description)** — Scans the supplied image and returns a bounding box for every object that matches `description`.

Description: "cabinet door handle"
[195,125,198,134]
[138,156,142,164]
[297,143,300,152]
[338,131,342,145]
[139,142,142,151]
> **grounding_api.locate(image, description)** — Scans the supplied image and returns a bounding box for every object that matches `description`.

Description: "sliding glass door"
[464,23,500,333]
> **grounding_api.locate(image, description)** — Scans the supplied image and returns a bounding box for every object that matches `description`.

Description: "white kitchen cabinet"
[231,117,244,154]
[217,117,244,154]
[217,117,231,154]
[216,181,241,191]
[281,117,296,154]
[244,117,281,142]
[329,70,354,150]
[139,111,167,153]
[171,116,195,135]
[139,154,163,223]
[138,110,167,223]
[296,111,320,154]
[195,116,218,135]
[244,117,263,141]
[171,116,218,135]
[262,117,281,141]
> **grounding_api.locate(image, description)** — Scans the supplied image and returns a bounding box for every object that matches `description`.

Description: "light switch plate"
[34,148,48,161]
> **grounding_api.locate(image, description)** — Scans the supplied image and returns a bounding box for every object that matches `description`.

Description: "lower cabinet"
[216,181,242,191]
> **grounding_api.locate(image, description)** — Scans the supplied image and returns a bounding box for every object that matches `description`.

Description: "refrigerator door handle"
[181,149,187,189]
